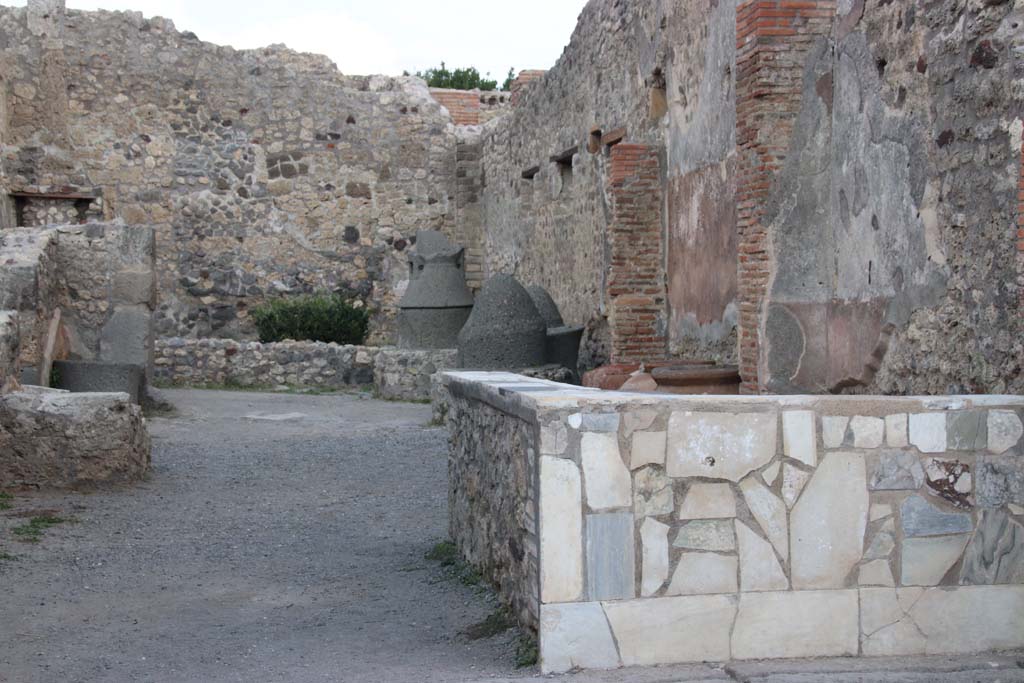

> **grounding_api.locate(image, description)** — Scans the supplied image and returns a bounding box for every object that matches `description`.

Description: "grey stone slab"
[673,519,735,552]
[99,305,153,367]
[976,456,1024,508]
[53,360,144,404]
[585,512,635,601]
[900,495,974,538]
[869,451,925,491]
[946,410,988,451]
[579,413,621,433]
[959,510,1024,585]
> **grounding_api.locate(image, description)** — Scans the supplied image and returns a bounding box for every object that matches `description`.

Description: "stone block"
[791,452,868,589]
[822,416,849,449]
[581,432,631,510]
[868,450,925,490]
[885,413,908,447]
[539,456,583,603]
[633,467,673,517]
[112,269,155,306]
[666,411,777,482]
[603,595,735,666]
[586,512,635,601]
[947,410,987,451]
[909,413,947,454]
[99,305,153,368]
[859,560,895,587]
[640,518,669,597]
[630,430,666,469]
[735,520,788,592]
[782,410,817,467]
[850,416,884,448]
[739,476,788,561]
[781,463,811,508]
[975,456,1024,508]
[53,360,145,404]
[678,482,737,519]
[988,410,1023,454]
[673,519,735,552]
[540,602,620,673]
[667,552,738,596]
[732,590,859,659]
[900,495,973,537]
[762,461,781,485]
[959,510,1024,585]
[901,535,970,586]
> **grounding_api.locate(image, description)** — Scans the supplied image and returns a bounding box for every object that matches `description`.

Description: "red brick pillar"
[606,143,667,363]
[735,0,836,393]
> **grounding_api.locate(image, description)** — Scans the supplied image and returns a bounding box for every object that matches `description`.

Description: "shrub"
[250,294,370,345]
[411,62,506,91]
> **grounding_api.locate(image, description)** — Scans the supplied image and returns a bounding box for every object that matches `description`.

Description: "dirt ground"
[1,389,1022,683]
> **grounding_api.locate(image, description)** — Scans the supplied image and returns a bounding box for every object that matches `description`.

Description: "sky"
[8,0,589,81]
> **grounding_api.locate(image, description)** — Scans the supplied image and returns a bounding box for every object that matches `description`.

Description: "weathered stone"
[869,503,893,521]
[539,420,569,456]
[869,450,925,490]
[603,595,735,666]
[666,411,777,482]
[526,285,565,328]
[988,410,1023,454]
[959,510,1024,585]
[859,560,895,587]
[946,410,987,451]
[739,476,789,561]
[573,412,620,433]
[885,413,908,448]
[822,416,849,449]
[909,413,947,454]
[586,513,635,601]
[900,495,973,537]
[630,430,666,469]
[736,520,788,592]
[539,456,583,602]
[924,458,973,509]
[99,305,152,367]
[581,432,631,510]
[673,519,735,552]
[781,463,811,508]
[678,482,737,519]
[782,410,817,467]
[762,461,781,486]
[860,587,928,656]
[633,466,674,517]
[640,518,669,597]
[901,534,970,586]
[975,456,1024,508]
[53,360,145,404]
[850,416,884,448]
[733,590,859,659]
[667,553,738,596]
[539,603,620,674]
[457,274,546,370]
[791,452,869,589]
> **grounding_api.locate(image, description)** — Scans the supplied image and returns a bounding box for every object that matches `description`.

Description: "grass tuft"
[12,515,68,543]
[0,492,12,511]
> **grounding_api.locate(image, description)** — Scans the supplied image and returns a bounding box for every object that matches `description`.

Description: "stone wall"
[374,347,457,401]
[0,311,20,391]
[0,2,459,345]
[443,371,1024,673]
[0,388,150,487]
[0,228,60,369]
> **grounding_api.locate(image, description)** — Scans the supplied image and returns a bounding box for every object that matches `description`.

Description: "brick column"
[735,0,836,392]
[606,143,667,363]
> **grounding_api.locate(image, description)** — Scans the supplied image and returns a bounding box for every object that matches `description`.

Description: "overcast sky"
[7,0,589,81]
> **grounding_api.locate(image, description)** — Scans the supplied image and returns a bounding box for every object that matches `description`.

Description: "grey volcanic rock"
[54,360,146,404]
[457,275,546,370]
[527,285,565,328]
[398,231,474,350]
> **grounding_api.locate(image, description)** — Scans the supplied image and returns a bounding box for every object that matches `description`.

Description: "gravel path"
[2,389,1023,683]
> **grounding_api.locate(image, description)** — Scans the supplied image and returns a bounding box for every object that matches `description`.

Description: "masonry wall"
[443,371,1024,674]
[0,4,458,345]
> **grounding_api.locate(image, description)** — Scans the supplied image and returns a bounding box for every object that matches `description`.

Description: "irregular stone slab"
[988,410,1023,454]
[791,452,869,589]
[673,519,735,552]
[1011,503,1024,515]
[732,590,859,659]
[859,560,895,587]
[870,503,893,521]
[850,416,884,449]
[603,595,735,666]
[869,450,925,490]
[633,466,673,517]
[739,476,789,561]
[861,586,1024,656]
[540,602,621,674]
[762,461,781,486]
[959,510,1024,585]
[666,411,777,482]
[99,305,152,366]
[909,413,947,454]
[885,413,908,448]
[586,513,635,601]
[622,410,658,436]
[630,430,666,470]
[781,464,811,508]
[581,432,631,511]
[640,518,669,597]
[901,534,970,586]
[822,416,849,449]
[667,553,738,596]
[947,410,987,451]
[571,412,620,433]
[863,521,896,560]
[900,495,973,537]
[976,456,1024,508]
[736,521,788,592]
[539,421,569,456]
[924,458,972,509]
[678,482,737,519]
[539,456,583,602]
[782,410,817,467]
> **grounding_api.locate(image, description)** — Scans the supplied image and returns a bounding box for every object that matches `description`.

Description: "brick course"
[430,89,481,126]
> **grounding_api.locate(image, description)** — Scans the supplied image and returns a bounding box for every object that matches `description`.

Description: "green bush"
[410,62,507,91]
[250,294,370,345]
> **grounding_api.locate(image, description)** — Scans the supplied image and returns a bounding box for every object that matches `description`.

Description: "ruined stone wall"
[0,228,60,369]
[428,89,510,126]
[0,4,458,345]
[753,0,1024,395]
[0,73,14,230]
[478,0,740,368]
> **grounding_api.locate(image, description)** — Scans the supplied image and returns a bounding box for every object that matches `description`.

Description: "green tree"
[415,62,499,91]
[502,68,516,92]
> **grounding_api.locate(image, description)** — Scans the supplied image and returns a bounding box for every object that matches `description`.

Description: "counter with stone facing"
[441,371,1024,673]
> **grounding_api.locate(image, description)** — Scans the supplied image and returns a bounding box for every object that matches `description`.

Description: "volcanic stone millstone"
[457,274,547,369]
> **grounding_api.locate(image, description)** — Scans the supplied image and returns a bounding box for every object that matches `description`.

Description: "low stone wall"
[0,389,151,488]
[0,311,19,390]
[441,371,1024,673]
[374,348,457,401]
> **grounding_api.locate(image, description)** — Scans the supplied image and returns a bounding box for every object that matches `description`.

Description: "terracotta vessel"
[583,360,715,391]
[651,364,741,395]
